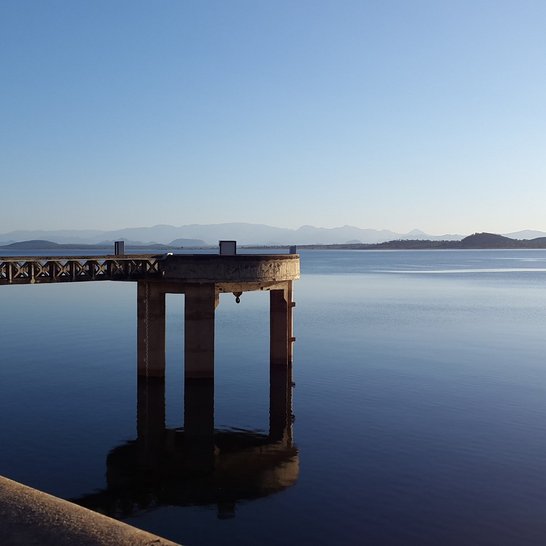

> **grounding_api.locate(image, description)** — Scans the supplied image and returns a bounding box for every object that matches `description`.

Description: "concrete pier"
[135,254,299,379]
[0,253,299,379]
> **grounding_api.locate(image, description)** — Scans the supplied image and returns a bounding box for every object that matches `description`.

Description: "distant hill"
[458,233,517,248]
[298,233,546,250]
[503,229,546,240]
[0,240,176,251]
[455,232,546,249]
[169,238,208,247]
[2,239,66,249]
[0,240,104,250]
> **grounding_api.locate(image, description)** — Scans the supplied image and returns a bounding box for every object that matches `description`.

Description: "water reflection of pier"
[73,365,297,519]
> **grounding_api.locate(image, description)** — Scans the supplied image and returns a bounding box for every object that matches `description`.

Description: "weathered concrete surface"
[0,475,180,546]
[137,281,167,377]
[161,254,300,284]
[184,284,217,379]
[270,284,294,367]
[0,253,300,287]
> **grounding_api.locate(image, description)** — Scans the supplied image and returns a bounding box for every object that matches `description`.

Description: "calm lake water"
[2,249,546,545]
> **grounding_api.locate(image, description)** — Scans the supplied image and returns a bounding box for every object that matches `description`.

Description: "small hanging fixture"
[233,291,242,304]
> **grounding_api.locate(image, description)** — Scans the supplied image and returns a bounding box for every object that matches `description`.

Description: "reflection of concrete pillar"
[184,379,215,474]
[270,281,294,367]
[269,365,293,445]
[184,284,217,380]
[137,376,165,465]
[184,379,215,439]
[137,281,166,378]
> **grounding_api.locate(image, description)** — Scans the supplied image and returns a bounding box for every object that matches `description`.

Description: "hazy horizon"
[3,222,546,248]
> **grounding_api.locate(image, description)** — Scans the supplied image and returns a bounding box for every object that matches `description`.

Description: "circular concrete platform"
[160,254,300,285]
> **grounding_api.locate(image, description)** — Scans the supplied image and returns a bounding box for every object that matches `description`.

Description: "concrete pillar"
[269,365,293,445]
[270,281,294,367]
[184,284,218,380]
[137,281,166,378]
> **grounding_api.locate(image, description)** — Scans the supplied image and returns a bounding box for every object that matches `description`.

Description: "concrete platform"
[160,254,300,285]
[0,475,180,546]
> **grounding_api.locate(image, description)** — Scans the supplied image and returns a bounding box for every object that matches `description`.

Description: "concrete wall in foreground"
[0,475,180,546]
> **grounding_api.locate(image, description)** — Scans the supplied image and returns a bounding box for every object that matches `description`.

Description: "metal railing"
[0,255,162,285]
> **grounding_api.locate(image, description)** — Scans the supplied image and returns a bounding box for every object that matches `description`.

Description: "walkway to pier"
[0,255,160,284]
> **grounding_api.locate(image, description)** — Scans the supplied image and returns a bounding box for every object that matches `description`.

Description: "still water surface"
[2,249,546,545]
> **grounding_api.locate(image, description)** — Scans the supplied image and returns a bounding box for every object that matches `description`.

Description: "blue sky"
[2,0,545,234]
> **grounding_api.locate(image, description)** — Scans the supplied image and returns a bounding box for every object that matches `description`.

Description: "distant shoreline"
[0,240,195,252]
[4,233,546,252]
[249,233,546,250]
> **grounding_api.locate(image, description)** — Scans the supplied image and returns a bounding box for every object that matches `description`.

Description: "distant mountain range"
[4,233,546,252]
[0,223,544,247]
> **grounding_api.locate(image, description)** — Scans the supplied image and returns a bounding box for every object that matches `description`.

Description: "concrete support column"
[184,284,218,380]
[269,365,293,445]
[137,281,166,378]
[270,281,294,367]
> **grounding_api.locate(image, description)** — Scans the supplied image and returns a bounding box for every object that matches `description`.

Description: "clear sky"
[1,0,545,235]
